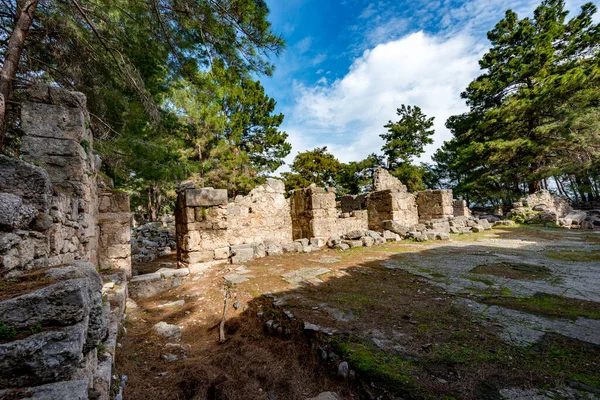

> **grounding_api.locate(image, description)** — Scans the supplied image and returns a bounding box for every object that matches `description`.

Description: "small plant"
[80,140,90,152]
[0,321,17,340]
[29,322,43,334]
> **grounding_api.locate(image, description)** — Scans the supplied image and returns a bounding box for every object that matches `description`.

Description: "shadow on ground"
[116,227,600,400]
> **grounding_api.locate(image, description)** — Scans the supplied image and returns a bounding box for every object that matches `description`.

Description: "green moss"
[546,251,600,263]
[333,339,416,395]
[482,293,600,320]
[472,262,551,280]
[465,275,495,286]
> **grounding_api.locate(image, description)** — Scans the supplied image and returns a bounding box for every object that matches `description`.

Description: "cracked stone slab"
[224,273,254,285]
[455,298,600,347]
[282,267,331,284]
[309,256,342,265]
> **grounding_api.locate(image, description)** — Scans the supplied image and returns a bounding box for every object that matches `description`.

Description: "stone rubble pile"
[131,216,176,263]
[508,190,600,229]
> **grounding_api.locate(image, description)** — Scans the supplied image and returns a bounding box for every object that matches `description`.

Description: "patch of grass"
[482,292,600,320]
[29,322,43,334]
[0,321,17,340]
[546,251,600,263]
[472,262,551,280]
[333,339,416,396]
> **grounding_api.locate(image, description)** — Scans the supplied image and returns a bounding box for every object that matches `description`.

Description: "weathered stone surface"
[129,269,189,299]
[0,275,100,330]
[416,190,454,221]
[0,320,88,387]
[381,220,411,235]
[231,245,254,263]
[372,166,406,192]
[0,155,53,212]
[184,188,228,207]
[85,293,110,351]
[0,192,38,229]
[0,379,89,400]
[153,322,181,339]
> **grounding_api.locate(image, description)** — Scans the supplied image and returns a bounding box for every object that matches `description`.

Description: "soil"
[116,227,600,400]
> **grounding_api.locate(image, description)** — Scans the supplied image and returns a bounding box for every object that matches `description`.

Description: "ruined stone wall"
[176,179,293,268]
[508,190,573,224]
[366,190,419,231]
[290,185,368,240]
[416,190,454,221]
[340,194,367,213]
[453,199,471,217]
[227,179,292,245]
[0,85,130,399]
[98,190,132,276]
[372,166,407,192]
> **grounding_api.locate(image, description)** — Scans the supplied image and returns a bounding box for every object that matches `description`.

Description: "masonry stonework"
[0,86,130,399]
[416,190,454,221]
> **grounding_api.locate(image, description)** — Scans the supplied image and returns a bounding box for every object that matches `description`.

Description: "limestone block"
[85,293,110,351]
[381,220,411,235]
[98,191,130,213]
[265,178,286,194]
[265,242,283,256]
[184,188,227,207]
[0,276,100,330]
[231,246,254,263]
[252,242,266,258]
[181,250,214,264]
[0,319,88,388]
[372,167,406,192]
[282,242,301,253]
[129,270,189,299]
[362,236,375,247]
[0,379,89,400]
[0,193,38,229]
[0,157,52,213]
[343,240,363,248]
[214,246,230,260]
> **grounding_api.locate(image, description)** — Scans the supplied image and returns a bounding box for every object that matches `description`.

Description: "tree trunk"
[0,0,38,151]
[528,180,542,195]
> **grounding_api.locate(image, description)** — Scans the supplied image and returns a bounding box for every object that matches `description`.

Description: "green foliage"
[335,153,384,195]
[0,321,17,340]
[282,147,342,190]
[437,0,600,206]
[381,105,434,168]
[1,0,286,217]
[29,322,43,335]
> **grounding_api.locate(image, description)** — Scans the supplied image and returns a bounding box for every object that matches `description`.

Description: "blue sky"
[260,0,599,170]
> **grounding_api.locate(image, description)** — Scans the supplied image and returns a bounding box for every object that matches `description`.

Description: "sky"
[260,0,599,170]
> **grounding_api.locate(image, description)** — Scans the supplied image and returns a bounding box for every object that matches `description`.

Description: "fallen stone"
[333,242,350,250]
[158,300,185,308]
[153,322,181,340]
[345,229,365,240]
[337,361,349,379]
[230,245,254,263]
[282,267,330,284]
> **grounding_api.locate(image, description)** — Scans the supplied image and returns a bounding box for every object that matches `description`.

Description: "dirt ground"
[116,226,600,400]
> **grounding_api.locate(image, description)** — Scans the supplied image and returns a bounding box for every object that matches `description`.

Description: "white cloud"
[284,31,483,164]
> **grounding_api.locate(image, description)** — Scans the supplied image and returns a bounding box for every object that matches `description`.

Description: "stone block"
[362,236,375,247]
[21,101,87,142]
[265,178,286,194]
[342,240,363,248]
[0,379,89,400]
[230,245,254,263]
[184,188,227,207]
[0,320,88,388]
[0,276,100,331]
[0,156,53,213]
[182,250,214,264]
[214,246,230,260]
[265,242,283,256]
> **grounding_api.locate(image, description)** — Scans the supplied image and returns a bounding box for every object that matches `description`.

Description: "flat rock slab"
[282,267,330,284]
[224,273,254,285]
[456,298,600,347]
[309,256,342,264]
[0,379,89,400]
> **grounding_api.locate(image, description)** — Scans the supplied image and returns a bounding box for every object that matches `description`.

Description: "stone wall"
[290,185,369,240]
[453,199,471,217]
[176,179,293,269]
[366,189,419,231]
[416,190,454,221]
[372,166,406,192]
[0,85,130,399]
[98,190,132,276]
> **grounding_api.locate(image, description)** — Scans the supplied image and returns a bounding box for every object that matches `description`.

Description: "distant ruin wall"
[372,166,407,192]
[176,179,293,268]
[366,189,418,230]
[416,190,454,221]
[98,190,132,276]
[453,199,471,217]
[290,185,368,240]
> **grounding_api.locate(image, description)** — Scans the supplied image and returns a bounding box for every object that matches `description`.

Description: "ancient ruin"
[1,87,600,400]
[0,86,131,399]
